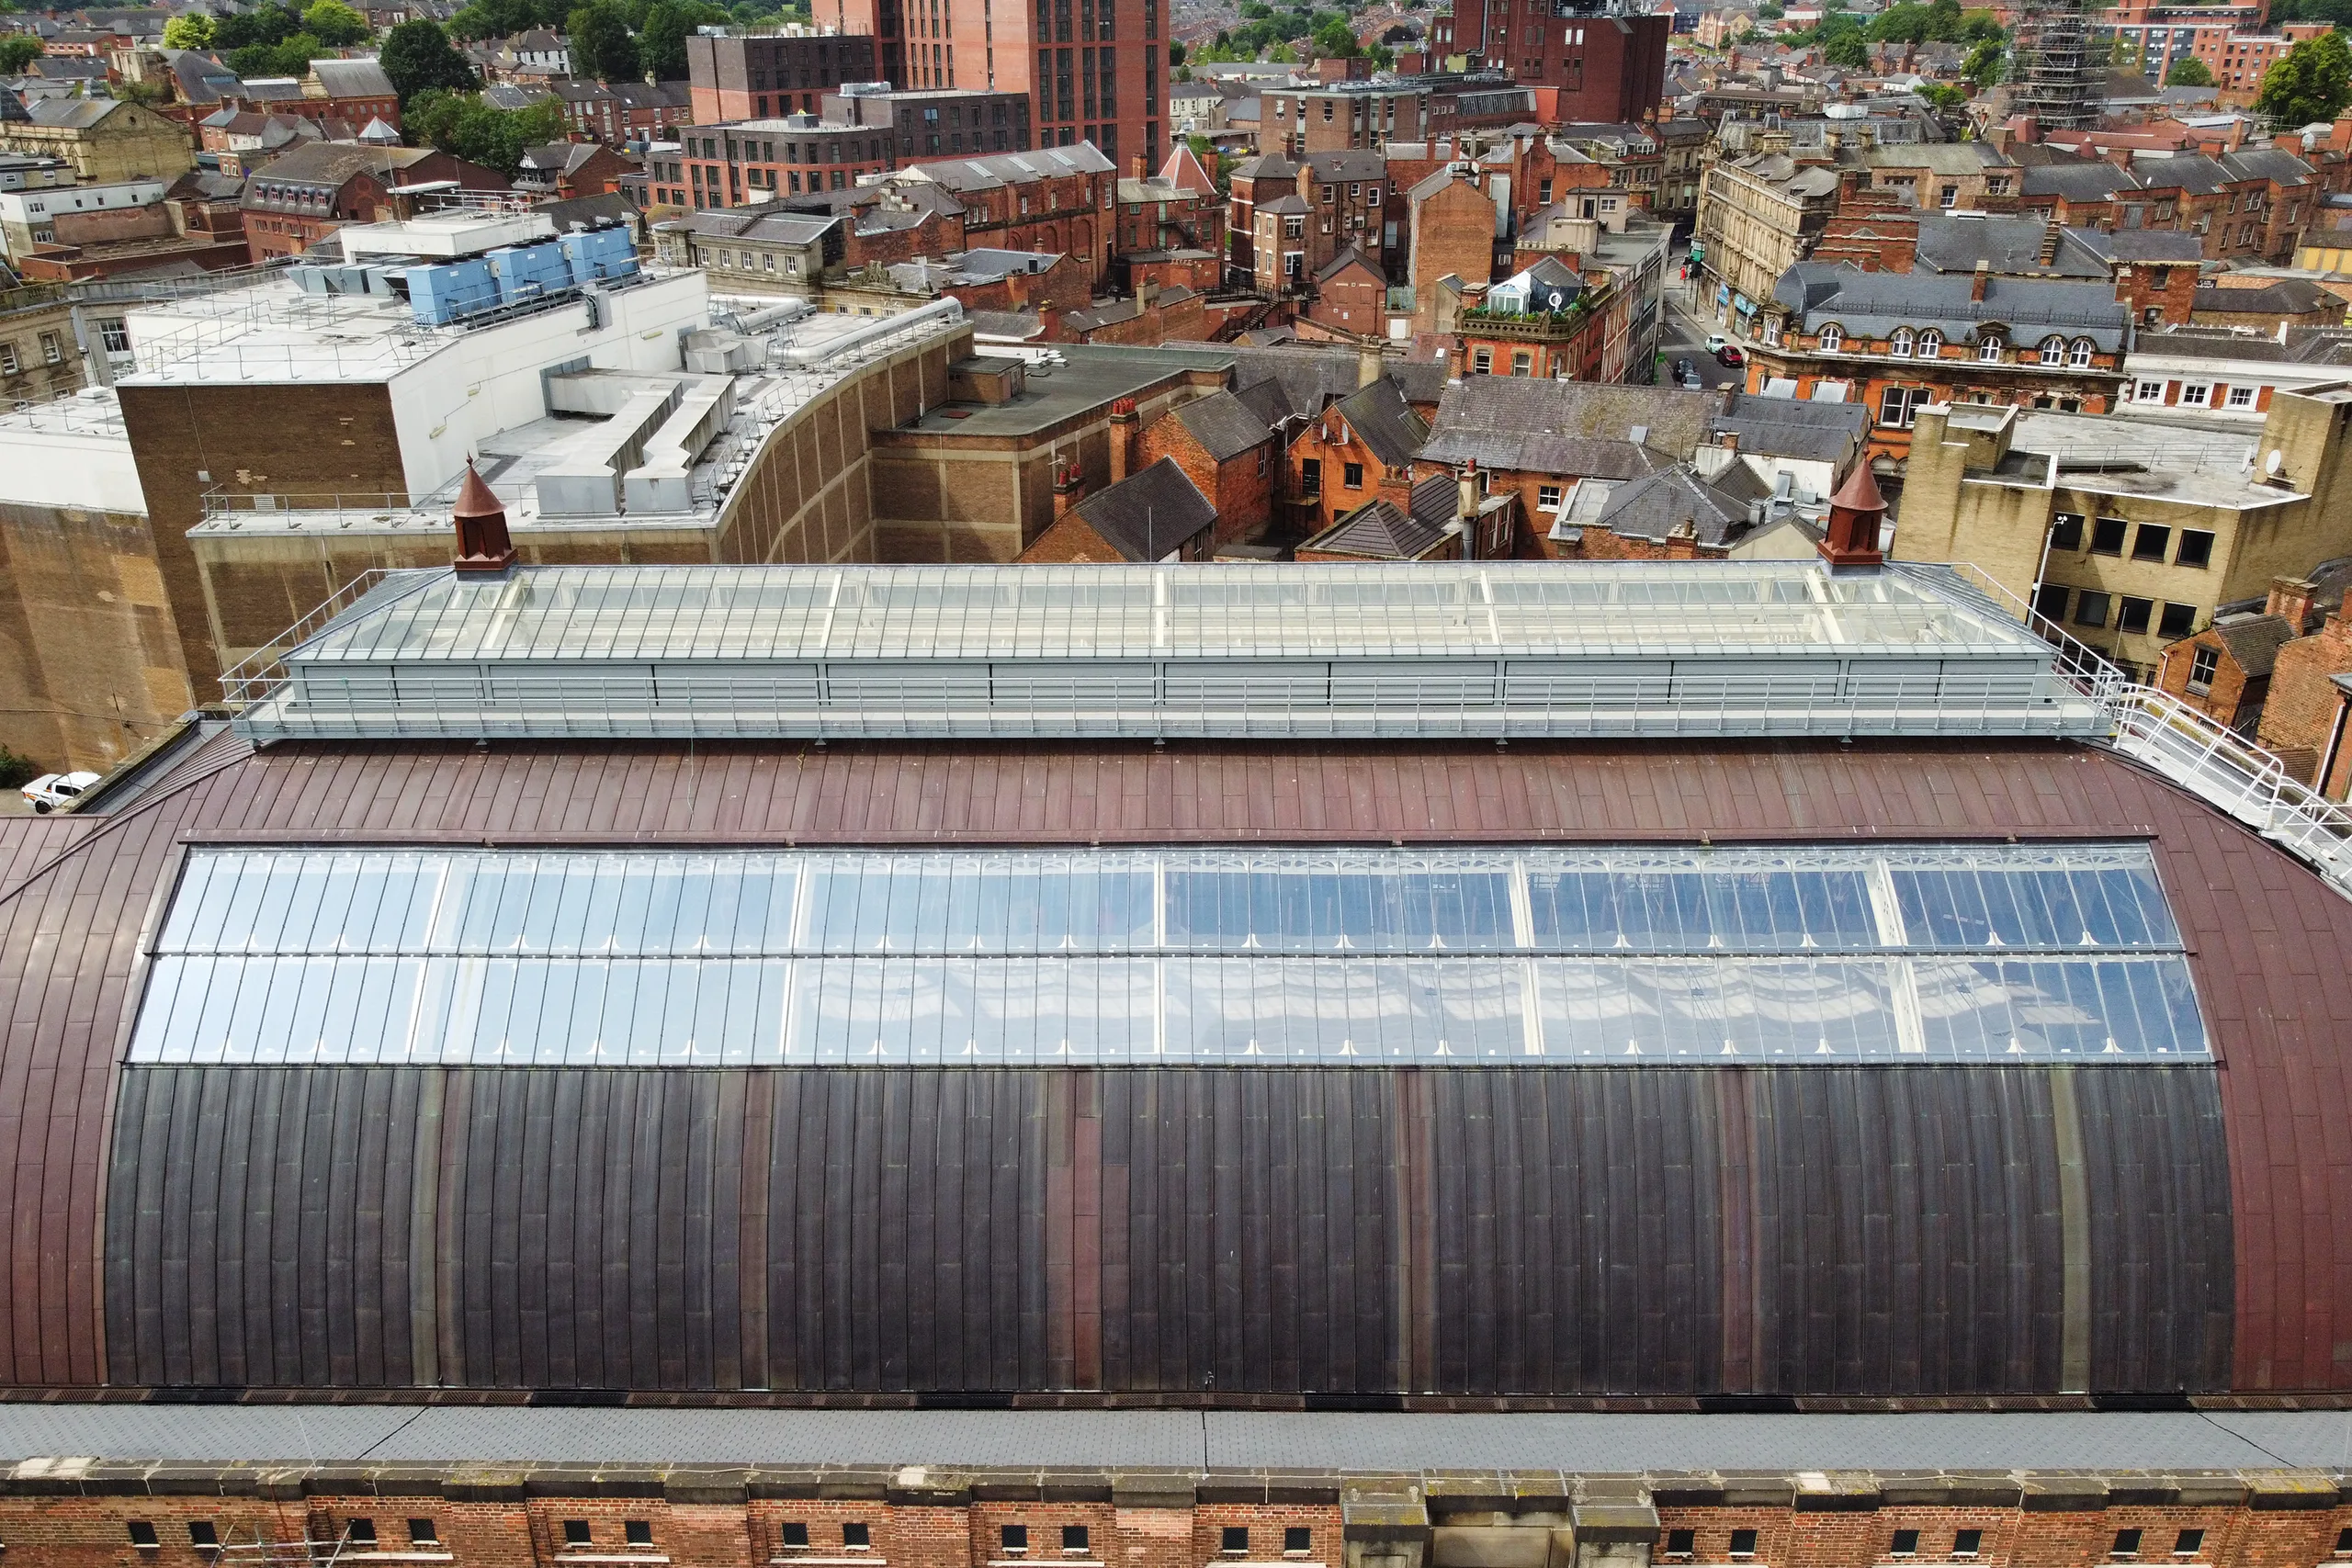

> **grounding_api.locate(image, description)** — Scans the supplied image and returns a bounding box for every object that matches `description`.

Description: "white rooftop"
[232,560,2110,743]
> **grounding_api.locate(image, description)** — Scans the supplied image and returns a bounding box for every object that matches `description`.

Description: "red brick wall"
[1409,179,1497,318]
[1138,414,1275,543]
[2154,627,2262,728]
[2257,608,2352,780]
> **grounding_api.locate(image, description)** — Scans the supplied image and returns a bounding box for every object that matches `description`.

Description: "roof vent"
[451,460,515,574]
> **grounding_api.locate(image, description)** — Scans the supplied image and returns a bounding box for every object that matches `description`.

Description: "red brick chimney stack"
[1052,454,1086,520]
[1820,460,1886,570]
[2267,576,2321,632]
[451,459,515,574]
[1971,260,1991,303]
[1108,397,1138,487]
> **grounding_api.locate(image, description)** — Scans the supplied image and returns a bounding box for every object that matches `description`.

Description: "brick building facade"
[685,28,881,122]
[676,87,1031,207]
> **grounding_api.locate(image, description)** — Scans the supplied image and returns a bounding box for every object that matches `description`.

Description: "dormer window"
[1917,329,1943,356]
[2040,336,2066,367]
[1979,335,2004,362]
[1890,327,1912,357]
[1818,323,1843,351]
[2070,338,2095,367]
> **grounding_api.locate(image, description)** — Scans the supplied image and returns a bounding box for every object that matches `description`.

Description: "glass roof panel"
[133,843,2208,1066]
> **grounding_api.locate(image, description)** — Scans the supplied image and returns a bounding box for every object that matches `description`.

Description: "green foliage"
[379,17,478,99]
[1169,39,1184,62]
[0,31,43,70]
[404,85,565,173]
[568,0,639,80]
[1266,38,1296,60]
[1962,35,2005,85]
[162,13,215,48]
[111,75,172,103]
[1237,4,1270,18]
[229,32,326,76]
[0,747,38,793]
[2256,28,2352,127]
[2272,0,2352,25]
[1756,2,1782,17]
[1959,8,2001,39]
[1865,0,1966,43]
[302,0,371,43]
[638,0,691,79]
[2165,54,2214,86]
[1918,81,1965,108]
[1311,15,1359,56]
[215,4,301,51]
[1821,27,1867,65]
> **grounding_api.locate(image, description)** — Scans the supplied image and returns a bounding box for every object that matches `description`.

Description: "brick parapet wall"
[3,1469,2348,1568]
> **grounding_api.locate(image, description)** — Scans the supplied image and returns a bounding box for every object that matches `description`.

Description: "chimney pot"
[1109,397,1137,486]
[2267,574,2321,631]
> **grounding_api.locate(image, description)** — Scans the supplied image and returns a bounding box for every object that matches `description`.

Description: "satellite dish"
[2266,448,2285,476]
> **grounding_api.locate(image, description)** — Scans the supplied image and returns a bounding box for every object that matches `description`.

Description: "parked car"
[20,771,99,814]
[1703,333,1730,354]
[1674,356,1694,381]
[1716,344,1746,368]
[1678,367,1704,389]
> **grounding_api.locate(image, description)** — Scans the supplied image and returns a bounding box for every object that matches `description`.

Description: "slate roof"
[1712,390,1871,465]
[1329,376,1428,469]
[2211,614,2300,679]
[2195,278,2340,317]
[2132,325,2352,367]
[901,142,1115,193]
[2019,160,2143,202]
[1912,214,2109,280]
[310,57,395,97]
[1420,377,1726,468]
[1316,243,1382,284]
[1305,473,1459,558]
[244,141,436,190]
[1595,460,1773,547]
[1774,261,2130,351]
[26,95,127,129]
[1232,374,1297,429]
[1172,389,1274,463]
[1305,149,1385,181]
[1069,457,1216,559]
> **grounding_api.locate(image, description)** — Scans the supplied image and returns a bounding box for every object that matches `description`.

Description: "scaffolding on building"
[2011,0,2101,132]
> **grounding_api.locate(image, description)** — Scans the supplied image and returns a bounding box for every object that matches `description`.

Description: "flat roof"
[2005,410,2308,510]
[1,1405,2348,1472]
[232,561,2110,744]
[891,343,1231,439]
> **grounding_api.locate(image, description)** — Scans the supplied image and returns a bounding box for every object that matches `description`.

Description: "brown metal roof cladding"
[6,735,2352,1396]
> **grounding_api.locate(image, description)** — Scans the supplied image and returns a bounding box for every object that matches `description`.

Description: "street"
[1658,245,1749,391]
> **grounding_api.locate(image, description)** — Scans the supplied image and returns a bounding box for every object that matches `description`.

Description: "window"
[1539,485,1563,509]
[2132,524,2171,561]
[190,1523,220,1550]
[1891,1531,1919,1558]
[2114,1531,2144,1559]
[2179,383,2210,408]
[1939,184,1957,209]
[1666,1531,1697,1559]
[2227,385,2256,408]
[783,1524,812,1549]
[1890,327,1913,357]
[1473,348,1492,374]
[1730,1531,1758,1559]
[1063,1527,1091,1554]
[845,1524,873,1550]
[1917,330,1942,356]
[1222,1529,1250,1554]
[1818,323,1843,351]
[1285,1529,1312,1555]
[1953,1532,1984,1559]
[2091,516,2128,555]
[410,1521,441,1548]
[2174,1532,2204,1557]
[2069,339,2094,367]
[2332,1529,2351,1555]
[1300,458,1320,495]
[564,1521,594,1546]
[38,331,61,365]
[2075,591,2112,628]
[2040,337,2065,366]
[1510,352,1532,376]
[1008,1527,1033,1553]
[2033,583,2069,622]
[97,317,129,355]
[2135,378,2166,402]
[2187,645,2221,695]
[1343,462,1364,489]
[130,1522,161,1550]
[1979,336,2003,362]
[2050,513,2085,552]
[2119,596,2153,635]
[1879,385,1917,429]
[346,1521,378,1547]
[2159,603,2195,638]
[2176,529,2213,568]
[0,343,16,375]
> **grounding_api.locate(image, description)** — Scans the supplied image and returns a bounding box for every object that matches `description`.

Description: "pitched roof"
[1158,142,1218,197]
[1773,260,2130,350]
[309,57,395,97]
[899,142,1115,192]
[1232,374,1296,428]
[2211,614,2300,678]
[1315,243,1382,284]
[2195,277,2340,316]
[1421,377,1725,469]
[1594,461,1772,547]
[1712,390,1870,465]
[1305,473,1459,558]
[1069,457,1216,559]
[243,141,436,188]
[1329,376,1427,469]
[1912,214,2109,280]
[1171,389,1274,463]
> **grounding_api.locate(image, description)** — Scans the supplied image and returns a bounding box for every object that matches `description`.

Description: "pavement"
[1657,247,1751,392]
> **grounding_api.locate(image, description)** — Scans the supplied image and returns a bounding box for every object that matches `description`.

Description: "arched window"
[1979,335,2005,362]
[1819,322,1843,351]
[2039,336,2066,367]
[2070,338,2095,367]
[1917,329,1943,357]
[1890,327,1913,357]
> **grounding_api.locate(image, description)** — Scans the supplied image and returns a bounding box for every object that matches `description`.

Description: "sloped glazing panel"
[131,843,2211,1065]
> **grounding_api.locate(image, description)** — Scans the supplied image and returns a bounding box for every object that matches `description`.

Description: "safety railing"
[217,569,440,706]
[1925,560,2352,898]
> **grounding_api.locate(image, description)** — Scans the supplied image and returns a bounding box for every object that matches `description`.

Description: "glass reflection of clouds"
[130,844,2209,1066]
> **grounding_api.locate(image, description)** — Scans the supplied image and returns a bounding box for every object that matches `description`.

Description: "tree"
[1311,15,1359,56]
[1962,36,2005,86]
[2165,54,2214,86]
[1821,27,1868,65]
[1169,39,1184,63]
[638,0,691,79]
[1866,2,1928,43]
[2256,29,2352,128]
[380,17,478,99]
[568,0,639,80]
[162,12,215,48]
[1924,0,1962,39]
[0,31,42,70]
[1959,8,2000,40]
[1918,81,1966,109]
[302,0,371,43]
[216,4,301,50]
[405,85,564,174]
